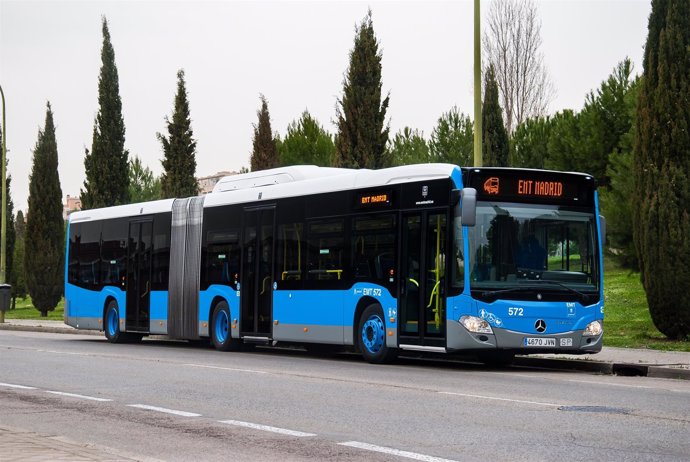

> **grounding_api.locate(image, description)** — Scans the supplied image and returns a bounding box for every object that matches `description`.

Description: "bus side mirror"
[458,188,477,227]
[599,215,606,245]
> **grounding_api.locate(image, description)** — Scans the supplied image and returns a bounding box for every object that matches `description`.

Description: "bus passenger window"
[351,215,396,284]
[307,220,344,281]
[278,223,303,281]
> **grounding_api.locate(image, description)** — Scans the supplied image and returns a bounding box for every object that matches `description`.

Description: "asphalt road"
[1,330,689,462]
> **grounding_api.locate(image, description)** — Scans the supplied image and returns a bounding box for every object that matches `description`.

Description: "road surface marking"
[0,382,37,390]
[128,404,201,417]
[339,441,458,462]
[184,363,268,374]
[219,420,316,437]
[567,379,690,392]
[438,391,562,407]
[45,391,112,402]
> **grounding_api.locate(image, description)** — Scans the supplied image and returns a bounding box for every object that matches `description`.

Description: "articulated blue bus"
[65,164,604,364]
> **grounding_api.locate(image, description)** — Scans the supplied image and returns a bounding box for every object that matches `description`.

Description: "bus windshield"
[467,201,600,303]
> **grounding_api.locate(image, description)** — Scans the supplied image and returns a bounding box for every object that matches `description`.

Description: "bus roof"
[69,163,461,222]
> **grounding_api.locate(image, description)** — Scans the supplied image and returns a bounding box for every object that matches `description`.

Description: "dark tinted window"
[78,221,101,287]
[100,218,127,287]
[351,214,396,285]
[277,223,303,288]
[152,213,171,291]
[205,229,240,289]
[68,223,80,284]
[307,220,344,282]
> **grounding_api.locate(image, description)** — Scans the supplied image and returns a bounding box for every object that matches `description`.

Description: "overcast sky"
[1,0,650,213]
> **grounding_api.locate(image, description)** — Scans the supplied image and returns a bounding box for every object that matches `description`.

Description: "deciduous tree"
[483,0,554,133]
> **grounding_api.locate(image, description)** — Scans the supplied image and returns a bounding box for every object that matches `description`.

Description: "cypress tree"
[0,130,14,290]
[5,172,15,304]
[11,210,26,308]
[159,69,198,198]
[335,10,390,169]
[81,17,129,209]
[250,95,279,172]
[633,0,690,339]
[25,103,64,317]
[482,65,509,167]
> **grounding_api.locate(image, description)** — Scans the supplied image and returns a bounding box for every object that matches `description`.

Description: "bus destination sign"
[469,171,594,205]
[357,191,392,208]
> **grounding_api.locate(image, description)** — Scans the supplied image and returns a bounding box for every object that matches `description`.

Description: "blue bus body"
[65,164,603,363]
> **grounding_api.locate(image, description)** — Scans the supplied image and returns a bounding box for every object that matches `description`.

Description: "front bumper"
[447,320,603,354]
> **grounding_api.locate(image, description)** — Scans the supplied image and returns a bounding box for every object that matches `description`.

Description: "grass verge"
[604,258,690,351]
[3,297,64,321]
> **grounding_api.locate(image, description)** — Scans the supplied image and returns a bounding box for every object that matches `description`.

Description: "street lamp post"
[473,0,482,167]
[0,85,6,323]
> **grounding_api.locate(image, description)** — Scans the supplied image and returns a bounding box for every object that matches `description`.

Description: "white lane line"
[128,404,202,417]
[0,382,37,390]
[219,420,316,437]
[45,391,112,402]
[184,363,268,374]
[567,379,658,389]
[438,391,562,407]
[339,441,458,462]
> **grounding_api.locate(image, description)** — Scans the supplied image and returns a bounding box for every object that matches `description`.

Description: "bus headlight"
[460,316,493,334]
[583,320,603,337]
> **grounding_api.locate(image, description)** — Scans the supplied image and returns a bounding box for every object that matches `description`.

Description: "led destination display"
[468,170,595,205]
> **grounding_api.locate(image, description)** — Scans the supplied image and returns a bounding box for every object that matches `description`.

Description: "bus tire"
[358,304,397,364]
[104,300,127,344]
[211,301,239,352]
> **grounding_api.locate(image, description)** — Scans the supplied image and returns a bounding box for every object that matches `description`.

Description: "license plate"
[523,337,556,347]
[560,338,573,347]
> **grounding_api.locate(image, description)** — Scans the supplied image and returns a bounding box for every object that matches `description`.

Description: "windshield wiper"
[528,279,588,301]
[477,280,592,303]
[478,286,538,300]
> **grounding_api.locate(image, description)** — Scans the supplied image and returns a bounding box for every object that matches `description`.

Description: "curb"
[0,323,102,336]
[515,355,690,380]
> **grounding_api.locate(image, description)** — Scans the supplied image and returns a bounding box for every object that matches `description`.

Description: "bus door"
[240,207,275,338]
[399,211,447,347]
[126,220,152,332]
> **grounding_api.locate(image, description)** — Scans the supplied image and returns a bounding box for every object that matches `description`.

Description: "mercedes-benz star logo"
[535,319,547,333]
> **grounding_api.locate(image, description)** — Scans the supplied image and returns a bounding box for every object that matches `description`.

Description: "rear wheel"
[211,301,239,351]
[358,304,397,364]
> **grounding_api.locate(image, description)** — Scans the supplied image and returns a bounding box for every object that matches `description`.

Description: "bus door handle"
[141,281,149,299]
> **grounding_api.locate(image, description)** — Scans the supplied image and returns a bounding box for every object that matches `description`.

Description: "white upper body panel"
[69,164,460,223]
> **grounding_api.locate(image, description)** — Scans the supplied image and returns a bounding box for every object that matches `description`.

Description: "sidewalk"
[0,426,157,461]
[1,318,689,379]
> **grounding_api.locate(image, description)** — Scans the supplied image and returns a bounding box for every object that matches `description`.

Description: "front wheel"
[358,304,397,364]
[211,301,239,351]
[104,301,126,344]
